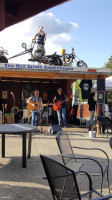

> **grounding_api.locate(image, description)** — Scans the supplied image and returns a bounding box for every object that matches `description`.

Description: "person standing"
[53,88,69,127]
[27,89,42,126]
[88,92,96,130]
[33,26,47,57]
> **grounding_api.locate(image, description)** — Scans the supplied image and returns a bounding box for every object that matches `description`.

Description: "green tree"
[104,56,112,68]
[71,80,82,103]
[75,80,82,102]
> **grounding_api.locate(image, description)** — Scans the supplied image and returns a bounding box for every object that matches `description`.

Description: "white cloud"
[70,22,79,30]
[0,12,79,63]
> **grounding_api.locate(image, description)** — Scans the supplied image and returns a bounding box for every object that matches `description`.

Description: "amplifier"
[76,117,87,127]
[48,125,62,134]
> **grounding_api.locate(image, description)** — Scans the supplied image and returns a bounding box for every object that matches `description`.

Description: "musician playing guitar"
[53,88,69,127]
[27,89,43,126]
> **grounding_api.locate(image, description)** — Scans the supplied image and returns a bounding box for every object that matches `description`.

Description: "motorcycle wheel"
[0,56,8,63]
[77,60,87,68]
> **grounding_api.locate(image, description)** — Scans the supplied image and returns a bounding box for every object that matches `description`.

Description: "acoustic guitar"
[27,102,41,111]
[27,102,53,111]
[53,95,75,111]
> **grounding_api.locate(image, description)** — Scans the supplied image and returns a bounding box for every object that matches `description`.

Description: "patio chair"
[109,137,112,149]
[40,154,112,200]
[56,131,109,193]
[97,116,111,138]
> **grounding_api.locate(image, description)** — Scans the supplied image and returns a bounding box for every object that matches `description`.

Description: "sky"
[0,0,112,68]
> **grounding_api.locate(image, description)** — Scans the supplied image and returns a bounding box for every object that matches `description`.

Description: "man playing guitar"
[53,88,69,127]
[27,89,42,126]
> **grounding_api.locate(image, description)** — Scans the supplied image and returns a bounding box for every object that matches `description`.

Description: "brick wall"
[77,103,90,118]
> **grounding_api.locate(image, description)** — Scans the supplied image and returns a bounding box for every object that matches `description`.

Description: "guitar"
[53,95,75,111]
[27,102,53,111]
[27,102,41,111]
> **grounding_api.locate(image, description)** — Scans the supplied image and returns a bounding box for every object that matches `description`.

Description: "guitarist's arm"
[27,99,35,108]
[65,95,69,102]
[53,96,56,105]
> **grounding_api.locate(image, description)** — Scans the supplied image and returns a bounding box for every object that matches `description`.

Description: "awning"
[0,63,111,80]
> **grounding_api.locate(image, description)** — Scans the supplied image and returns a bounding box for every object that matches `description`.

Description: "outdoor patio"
[0,126,112,199]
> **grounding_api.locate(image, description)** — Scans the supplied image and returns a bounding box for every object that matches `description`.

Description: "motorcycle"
[8,41,63,66]
[0,46,8,63]
[63,48,87,67]
[26,40,63,66]
[27,42,87,67]
[28,51,63,66]
[8,41,87,67]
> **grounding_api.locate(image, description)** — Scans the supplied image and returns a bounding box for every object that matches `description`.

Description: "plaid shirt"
[29,95,42,112]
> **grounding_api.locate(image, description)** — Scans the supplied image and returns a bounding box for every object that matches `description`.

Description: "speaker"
[48,125,62,134]
[97,91,105,104]
[80,118,87,126]
[97,79,105,91]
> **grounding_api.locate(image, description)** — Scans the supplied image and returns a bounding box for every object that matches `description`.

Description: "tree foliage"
[71,80,83,103]
[104,56,112,68]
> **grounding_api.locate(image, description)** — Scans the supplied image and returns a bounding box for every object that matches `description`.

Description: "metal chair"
[56,131,110,193]
[109,137,112,149]
[40,154,112,200]
[97,116,111,138]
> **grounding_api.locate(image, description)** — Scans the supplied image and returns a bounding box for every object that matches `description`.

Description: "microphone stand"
[47,100,49,124]
[40,105,43,134]
[10,92,15,123]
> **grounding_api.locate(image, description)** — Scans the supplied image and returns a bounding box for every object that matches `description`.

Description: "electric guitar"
[53,95,75,111]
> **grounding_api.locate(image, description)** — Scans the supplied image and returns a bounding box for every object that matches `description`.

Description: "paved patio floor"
[0,125,112,199]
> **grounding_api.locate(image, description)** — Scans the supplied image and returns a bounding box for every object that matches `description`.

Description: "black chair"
[109,137,112,149]
[97,116,111,138]
[56,131,110,193]
[40,154,112,200]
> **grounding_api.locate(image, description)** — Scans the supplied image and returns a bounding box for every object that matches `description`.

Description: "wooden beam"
[0,0,5,31]
[0,70,109,80]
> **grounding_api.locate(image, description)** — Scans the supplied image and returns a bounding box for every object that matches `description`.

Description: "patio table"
[0,124,37,168]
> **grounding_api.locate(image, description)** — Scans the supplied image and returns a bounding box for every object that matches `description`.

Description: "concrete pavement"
[0,125,112,199]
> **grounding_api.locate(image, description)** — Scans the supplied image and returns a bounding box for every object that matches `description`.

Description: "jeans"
[57,106,67,126]
[31,111,40,126]
[89,110,95,126]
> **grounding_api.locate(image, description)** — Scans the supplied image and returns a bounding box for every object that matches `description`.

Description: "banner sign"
[0,63,111,75]
[1,63,74,71]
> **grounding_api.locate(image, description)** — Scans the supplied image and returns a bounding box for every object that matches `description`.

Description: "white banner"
[0,63,74,71]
